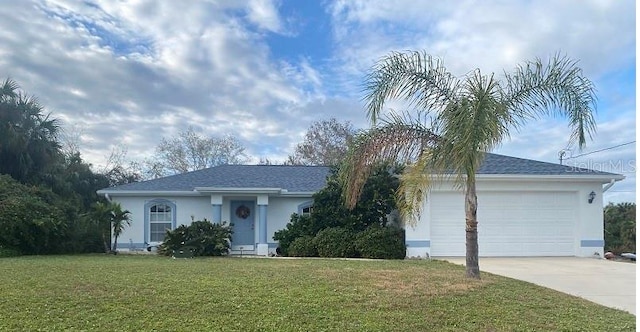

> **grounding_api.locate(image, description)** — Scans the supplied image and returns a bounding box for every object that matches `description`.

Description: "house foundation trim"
[580,239,604,247]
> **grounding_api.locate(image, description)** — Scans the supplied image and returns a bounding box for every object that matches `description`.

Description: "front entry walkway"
[443,257,635,315]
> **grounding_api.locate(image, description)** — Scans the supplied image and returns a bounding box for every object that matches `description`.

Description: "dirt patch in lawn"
[365,268,489,297]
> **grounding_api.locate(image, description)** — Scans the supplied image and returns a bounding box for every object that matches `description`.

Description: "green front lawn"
[0,255,634,331]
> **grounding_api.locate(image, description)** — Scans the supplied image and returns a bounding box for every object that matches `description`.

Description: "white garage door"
[430,191,577,257]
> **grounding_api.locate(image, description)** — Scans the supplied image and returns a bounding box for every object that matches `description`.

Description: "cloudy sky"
[0,0,635,203]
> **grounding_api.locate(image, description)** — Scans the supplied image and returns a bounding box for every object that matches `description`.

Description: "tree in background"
[343,51,597,279]
[287,118,356,166]
[604,202,635,253]
[0,77,114,255]
[144,127,248,178]
[59,152,110,210]
[99,144,142,186]
[0,78,63,184]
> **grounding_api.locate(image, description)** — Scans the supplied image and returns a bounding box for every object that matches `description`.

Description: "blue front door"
[230,201,254,247]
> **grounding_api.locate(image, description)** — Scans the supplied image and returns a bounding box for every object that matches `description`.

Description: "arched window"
[145,199,176,243]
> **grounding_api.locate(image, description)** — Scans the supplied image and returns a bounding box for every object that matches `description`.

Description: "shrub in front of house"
[313,227,357,258]
[355,226,406,259]
[273,163,402,257]
[159,220,232,256]
[273,214,313,256]
[287,236,318,257]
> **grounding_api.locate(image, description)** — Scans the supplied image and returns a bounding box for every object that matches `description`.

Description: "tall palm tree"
[342,51,596,279]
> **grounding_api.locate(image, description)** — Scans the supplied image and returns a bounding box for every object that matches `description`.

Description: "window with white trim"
[301,205,313,216]
[299,201,314,217]
[149,203,172,242]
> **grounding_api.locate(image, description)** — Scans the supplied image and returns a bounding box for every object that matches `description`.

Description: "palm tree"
[0,78,62,183]
[109,203,132,254]
[342,51,596,279]
[90,201,131,253]
[90,201,113,253]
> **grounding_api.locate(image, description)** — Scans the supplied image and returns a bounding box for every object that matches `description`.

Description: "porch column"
[257,195,269,256]
[211,194,223,224]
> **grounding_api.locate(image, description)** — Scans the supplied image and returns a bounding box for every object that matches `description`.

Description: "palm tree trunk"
[102,232,110,253]
[113,234,118,255]
[465,178,480,279]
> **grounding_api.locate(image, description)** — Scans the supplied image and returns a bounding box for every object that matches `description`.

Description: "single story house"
[97,153,624,257]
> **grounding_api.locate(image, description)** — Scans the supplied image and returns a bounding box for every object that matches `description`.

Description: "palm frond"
[502,53,597,149]
[395,153,435,225]
[364,51,461,124]
[340,117,438,209]
[437,70,512,183]
[0,78,18,102]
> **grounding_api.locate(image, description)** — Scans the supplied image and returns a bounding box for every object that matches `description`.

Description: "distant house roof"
[98,153,622,194]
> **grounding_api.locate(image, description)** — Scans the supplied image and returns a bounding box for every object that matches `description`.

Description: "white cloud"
[246,0,284,33]
[0,0,633,204]
[0,0,313,167]
[328,0,634,80]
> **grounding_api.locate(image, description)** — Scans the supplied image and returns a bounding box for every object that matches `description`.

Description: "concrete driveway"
[443,257,636,315]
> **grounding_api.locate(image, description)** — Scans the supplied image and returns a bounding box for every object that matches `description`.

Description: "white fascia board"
[96,190,202,197]
[278,191,316,197]
[474,174,625,183]
[404,173,625,183]
[194,187,282,194]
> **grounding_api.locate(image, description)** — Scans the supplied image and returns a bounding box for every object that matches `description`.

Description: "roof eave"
[279,191,317,197]
[194,187,282,194]
[97,188,318,197]
[96,190,203,197]
[475,174,625,183]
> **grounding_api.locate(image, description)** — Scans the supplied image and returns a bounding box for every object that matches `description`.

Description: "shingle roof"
[100,153,620,193]
[477,153,618,176]
[103,165,331,192]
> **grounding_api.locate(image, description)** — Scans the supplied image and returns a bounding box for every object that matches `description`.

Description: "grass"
[0,255,634,331]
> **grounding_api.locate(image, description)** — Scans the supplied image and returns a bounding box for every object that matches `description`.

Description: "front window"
[301,205,313,217]
[298,201,314,217]
[149,203,172,242]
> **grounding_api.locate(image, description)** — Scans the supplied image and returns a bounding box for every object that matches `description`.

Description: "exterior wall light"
[588,191,596,204]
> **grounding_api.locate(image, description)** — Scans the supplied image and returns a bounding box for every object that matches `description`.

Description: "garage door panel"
[430,191,577,257]
[429,192,465,256]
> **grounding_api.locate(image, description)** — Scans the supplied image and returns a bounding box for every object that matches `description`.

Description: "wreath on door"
[235,205,250,219]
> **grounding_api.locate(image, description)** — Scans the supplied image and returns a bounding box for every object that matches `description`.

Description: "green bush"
[0,246,21,257]
[313,227,357,258]
[355,226,406,259]
[273,214,312,256]
[288,236,318,257]
[159,220,232,256]
[0,175,72,255]
[604,202,635,253]
[273,164,400,257]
